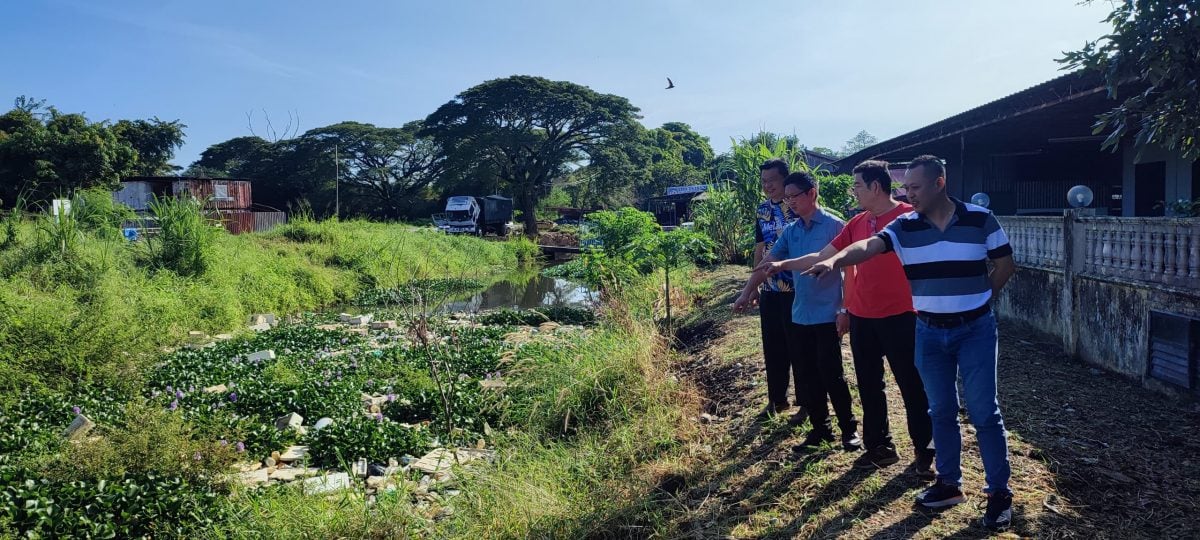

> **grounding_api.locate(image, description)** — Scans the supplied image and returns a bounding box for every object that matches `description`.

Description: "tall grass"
[145,195,216,277]
[0,215,526,399]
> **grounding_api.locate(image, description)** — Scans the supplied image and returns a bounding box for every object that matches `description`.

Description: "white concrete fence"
[998,214,1200,291]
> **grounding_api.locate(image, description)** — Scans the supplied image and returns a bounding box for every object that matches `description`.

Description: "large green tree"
[1061,0,1200,159]
[422,76,642,236]
[112,118,187,175]
[295,121,444,218]
[189,135,330,214]
[0,100,139,208]
[659,122,713,168]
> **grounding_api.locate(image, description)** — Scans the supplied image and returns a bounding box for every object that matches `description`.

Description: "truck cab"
[434,196,482,234]
[433,195,513,236]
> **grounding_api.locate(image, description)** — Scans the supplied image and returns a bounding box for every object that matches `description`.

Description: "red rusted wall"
[173,180,252,209]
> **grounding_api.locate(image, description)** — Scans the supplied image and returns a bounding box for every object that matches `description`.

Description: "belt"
[917,304,990,329]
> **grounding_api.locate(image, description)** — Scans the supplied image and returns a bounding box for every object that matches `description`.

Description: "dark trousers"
[786,321,858,435]
[759,291,797,406]
[849,312,933,454]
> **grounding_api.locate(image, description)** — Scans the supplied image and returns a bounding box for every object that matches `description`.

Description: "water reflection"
[435,274,597,314]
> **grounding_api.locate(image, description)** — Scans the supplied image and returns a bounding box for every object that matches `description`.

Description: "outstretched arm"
[733,254,776,312]
[802,236,887,279]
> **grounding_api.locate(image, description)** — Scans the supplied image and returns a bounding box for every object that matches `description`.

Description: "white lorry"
[432,195,513,236]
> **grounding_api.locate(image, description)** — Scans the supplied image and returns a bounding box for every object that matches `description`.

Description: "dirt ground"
[667,266,1200,539]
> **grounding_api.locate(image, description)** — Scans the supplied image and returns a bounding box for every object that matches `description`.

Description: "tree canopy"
[1061,0,1200,159]
[421,75,642,236]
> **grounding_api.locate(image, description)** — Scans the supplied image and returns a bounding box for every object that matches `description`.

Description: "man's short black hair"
[759,158,790,178]
[852,160,892,193]
[783,171,817,193]
[907,155,946,182]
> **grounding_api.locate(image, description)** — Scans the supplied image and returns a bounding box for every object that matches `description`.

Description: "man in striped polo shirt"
[801,155,1017,530]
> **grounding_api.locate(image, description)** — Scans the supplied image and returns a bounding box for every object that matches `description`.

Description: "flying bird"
[665,78,675,89]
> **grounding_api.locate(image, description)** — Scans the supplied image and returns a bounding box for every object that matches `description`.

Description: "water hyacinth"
[229,393,238,402]
[71,406,81,415]
[236,441,245,452]
[169,400,179,411]
[193,452,202,461]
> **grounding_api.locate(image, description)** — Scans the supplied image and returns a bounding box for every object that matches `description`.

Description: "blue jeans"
[915,311,1011,495]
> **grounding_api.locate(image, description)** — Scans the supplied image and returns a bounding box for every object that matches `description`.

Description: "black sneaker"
[841,431,863,451]
[853,446,900,470]
[792,430,835,452]
[982,491,1012,530]
[915,482,965,508]
[756,402,790,421]
[913,451,936,481]
[787,407,809,426]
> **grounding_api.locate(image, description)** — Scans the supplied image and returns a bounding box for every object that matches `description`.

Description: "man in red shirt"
[762,160,934,476]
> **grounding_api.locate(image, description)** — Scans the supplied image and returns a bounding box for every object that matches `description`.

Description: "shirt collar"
[917,197,966,226]
[800,207,827,228]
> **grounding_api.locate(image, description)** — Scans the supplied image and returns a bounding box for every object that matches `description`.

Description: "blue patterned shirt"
[756,199,797,292]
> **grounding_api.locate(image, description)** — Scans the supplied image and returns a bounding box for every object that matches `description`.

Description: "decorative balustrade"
[997,217,1064,269]
[1080,218,1200,290]
[999,215,1200,290]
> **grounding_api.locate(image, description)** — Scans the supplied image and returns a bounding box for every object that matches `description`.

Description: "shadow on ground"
[647,265,1200,539]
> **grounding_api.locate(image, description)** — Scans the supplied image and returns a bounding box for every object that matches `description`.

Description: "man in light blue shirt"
[735,171,861,452]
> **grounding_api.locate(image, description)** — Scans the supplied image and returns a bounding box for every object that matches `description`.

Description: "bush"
[507,237,540,266]
[692,187,752,263]
[144,195,217,277]
[72,187,136,240]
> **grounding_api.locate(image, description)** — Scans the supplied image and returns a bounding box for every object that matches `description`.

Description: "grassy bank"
[0,205,712,538]
[0,216,532,398]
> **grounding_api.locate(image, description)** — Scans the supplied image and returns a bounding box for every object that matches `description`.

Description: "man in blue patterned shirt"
[738,158,804,422]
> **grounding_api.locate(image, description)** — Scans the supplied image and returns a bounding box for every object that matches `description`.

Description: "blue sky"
[1,0,1115,167]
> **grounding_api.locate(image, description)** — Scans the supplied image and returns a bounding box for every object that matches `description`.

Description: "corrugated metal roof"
[833,70,1111,168]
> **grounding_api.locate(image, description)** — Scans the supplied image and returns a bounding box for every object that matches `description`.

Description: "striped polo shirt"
[875,198,1013,314]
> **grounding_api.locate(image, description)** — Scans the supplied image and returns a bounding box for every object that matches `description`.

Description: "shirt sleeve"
[768,226,789,259]
[875,218,902,255]
[983,213,1014,259]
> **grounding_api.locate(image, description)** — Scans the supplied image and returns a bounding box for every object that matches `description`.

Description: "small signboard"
[665,184,709,196]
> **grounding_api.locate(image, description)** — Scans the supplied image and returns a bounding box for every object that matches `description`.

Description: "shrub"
[144,195,217,277]
[692,187,752,263]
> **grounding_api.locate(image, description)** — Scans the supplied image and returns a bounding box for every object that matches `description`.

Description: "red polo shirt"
[831,203,915,318]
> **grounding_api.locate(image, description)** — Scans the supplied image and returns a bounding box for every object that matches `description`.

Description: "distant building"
[114,176,286,234]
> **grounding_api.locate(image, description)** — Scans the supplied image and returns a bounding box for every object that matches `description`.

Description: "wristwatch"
[837,308,848,315]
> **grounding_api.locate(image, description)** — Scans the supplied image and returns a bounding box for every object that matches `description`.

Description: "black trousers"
[849,312,933,454]
[786,321,858,435]
[759,291,797,406]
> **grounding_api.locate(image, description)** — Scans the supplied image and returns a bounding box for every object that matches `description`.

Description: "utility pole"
[334,144,339,220]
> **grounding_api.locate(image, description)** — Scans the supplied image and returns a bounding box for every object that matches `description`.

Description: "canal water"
[434,274,597,314]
